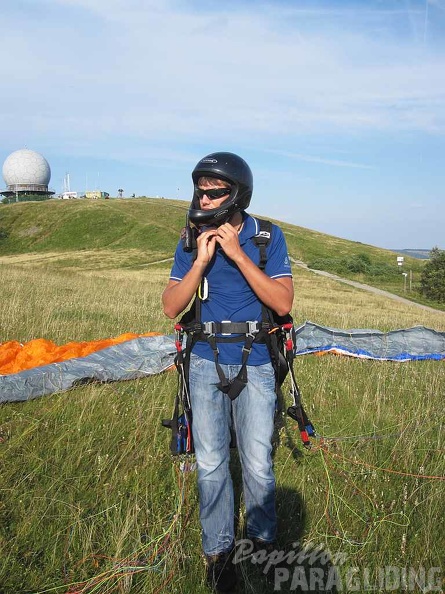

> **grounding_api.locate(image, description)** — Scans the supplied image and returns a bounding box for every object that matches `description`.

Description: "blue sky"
[1,0,444,249]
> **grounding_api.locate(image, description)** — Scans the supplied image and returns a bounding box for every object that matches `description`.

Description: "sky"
[1,0,444,250]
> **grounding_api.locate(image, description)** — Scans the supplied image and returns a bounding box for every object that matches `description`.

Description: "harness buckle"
[242,322,260,354]
[202,321,215,337]
[246,320,260,337]
[174,323,184,352]
[220,320,232,336]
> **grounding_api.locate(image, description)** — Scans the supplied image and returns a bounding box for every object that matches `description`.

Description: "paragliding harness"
[162,218,316,456]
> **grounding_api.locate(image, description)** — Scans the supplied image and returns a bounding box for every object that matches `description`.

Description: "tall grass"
[2,197,438,312]
[0,248,444,593]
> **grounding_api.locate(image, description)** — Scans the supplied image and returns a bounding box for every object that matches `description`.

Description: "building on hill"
[61,191,79,200]
[1,149,55,203]
[85,190,110,199]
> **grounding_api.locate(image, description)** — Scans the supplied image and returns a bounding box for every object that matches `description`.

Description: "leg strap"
[207,333,256,400]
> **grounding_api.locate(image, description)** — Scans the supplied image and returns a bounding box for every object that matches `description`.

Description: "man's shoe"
[205,548,237,592]
[251,538,285,583]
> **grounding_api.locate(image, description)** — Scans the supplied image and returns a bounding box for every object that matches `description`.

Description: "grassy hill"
[0,198,444,594]
[1,197,440,312]
[0,198,431,303]
[0,198,186,266]
[0,197,422,265]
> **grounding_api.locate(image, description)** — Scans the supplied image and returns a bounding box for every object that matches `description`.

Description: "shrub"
[307,254,397,279]
[344,254,370,273]
[420,247,445,303]
[2,194,53,204]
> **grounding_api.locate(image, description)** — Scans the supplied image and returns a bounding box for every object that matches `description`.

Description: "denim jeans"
[189,354,277,556]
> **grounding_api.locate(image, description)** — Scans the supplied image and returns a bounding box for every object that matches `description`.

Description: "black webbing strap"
[161,324,194,455]
[253,221,288,400]
[206,330,258,400]
[281,323,316,448]
[253,219,271,270]
[203,321,262,335]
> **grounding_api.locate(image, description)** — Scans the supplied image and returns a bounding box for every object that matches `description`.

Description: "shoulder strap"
[252,218,272,271]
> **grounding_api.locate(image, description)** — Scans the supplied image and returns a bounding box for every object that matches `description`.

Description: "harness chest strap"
[179,319,269,401]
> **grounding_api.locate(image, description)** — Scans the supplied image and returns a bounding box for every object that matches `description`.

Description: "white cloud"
[1,0,444,152]
[264,149,374,170]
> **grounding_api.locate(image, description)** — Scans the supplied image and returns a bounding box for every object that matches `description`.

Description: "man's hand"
[196,229,218,265]
[216,223,243,262]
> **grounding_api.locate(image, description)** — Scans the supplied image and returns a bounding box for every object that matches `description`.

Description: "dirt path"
[291,258,443,314]
[138,255,443,314]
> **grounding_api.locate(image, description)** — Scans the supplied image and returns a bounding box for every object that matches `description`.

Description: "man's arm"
[162,266,204,319]
[233,262,294,316]
[162,229,218,319]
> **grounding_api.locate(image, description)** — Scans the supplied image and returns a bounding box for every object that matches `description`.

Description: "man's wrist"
[193,258,208,272]
[231,251,248,267]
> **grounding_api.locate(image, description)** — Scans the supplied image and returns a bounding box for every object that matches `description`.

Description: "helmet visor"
[194,187,232,200]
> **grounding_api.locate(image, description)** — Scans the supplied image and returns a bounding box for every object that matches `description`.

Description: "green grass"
[0,199,419,261]
[1,197,438,310]
[0,199,444,593]
[0,199,185,255]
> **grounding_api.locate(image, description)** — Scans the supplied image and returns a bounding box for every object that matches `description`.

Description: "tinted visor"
[194,187,232,200]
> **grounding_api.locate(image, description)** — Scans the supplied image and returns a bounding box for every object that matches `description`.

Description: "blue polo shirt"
[170,213,292,365]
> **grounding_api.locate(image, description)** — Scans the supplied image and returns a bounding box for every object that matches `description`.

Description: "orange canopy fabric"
[0,332,161,376]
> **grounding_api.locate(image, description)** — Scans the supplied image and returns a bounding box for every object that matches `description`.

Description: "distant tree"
[420,247,445,303]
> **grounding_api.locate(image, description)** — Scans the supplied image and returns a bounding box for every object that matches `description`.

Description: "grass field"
[0,199,444,593]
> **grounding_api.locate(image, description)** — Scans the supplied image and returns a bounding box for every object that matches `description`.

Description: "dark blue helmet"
[189,152,253,227]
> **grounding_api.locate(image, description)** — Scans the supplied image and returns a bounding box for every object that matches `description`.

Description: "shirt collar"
[238,213,258,245]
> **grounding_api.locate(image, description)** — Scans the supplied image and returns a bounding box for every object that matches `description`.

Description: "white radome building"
[1,149,54,198]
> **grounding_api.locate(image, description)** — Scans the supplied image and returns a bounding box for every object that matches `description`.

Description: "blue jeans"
[189,354,277,556]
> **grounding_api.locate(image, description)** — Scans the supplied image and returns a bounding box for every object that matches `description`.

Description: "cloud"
[264,149,374,170]
[0,0,444,158]
[428,0,445,11]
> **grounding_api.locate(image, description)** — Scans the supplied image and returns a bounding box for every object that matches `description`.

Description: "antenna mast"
[63,173,71,193]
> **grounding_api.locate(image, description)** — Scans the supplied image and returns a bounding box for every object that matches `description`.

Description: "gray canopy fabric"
[1,323,444,403]
[0,335,177,404]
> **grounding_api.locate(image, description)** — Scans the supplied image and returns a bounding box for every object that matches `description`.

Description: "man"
[162,152,293,592]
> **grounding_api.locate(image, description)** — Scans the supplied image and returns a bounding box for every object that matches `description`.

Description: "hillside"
[0,198,187,266]
[0,197,422,269]
[0,197,436,310]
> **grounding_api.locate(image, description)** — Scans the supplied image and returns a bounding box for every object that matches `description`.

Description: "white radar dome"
[2,149,51,187]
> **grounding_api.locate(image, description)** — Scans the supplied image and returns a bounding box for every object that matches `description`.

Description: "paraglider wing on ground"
[0,323,444,403]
